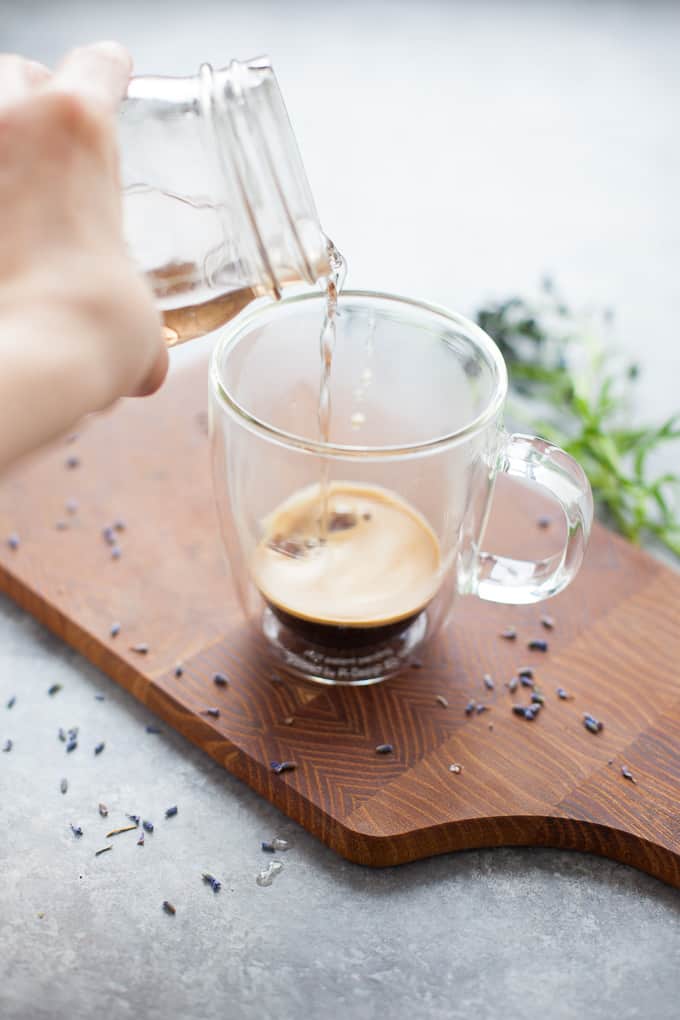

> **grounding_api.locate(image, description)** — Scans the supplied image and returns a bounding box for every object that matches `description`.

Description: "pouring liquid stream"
[317,239,347,540]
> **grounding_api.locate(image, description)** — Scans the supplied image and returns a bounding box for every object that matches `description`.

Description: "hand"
[0,42,168,467]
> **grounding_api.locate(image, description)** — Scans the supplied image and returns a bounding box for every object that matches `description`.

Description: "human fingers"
[0,55,50,110]
[134,344,169,397]
[45,41,131,114]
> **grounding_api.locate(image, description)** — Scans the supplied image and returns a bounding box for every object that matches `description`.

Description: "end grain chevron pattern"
[0,357,679,883]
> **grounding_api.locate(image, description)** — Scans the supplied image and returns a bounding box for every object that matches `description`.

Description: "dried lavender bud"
[213,672,229,687]
[508,676,519,693]
[583,714,603,734]
[66,456,80,469]
[127,814,140,826]
[483,674,495,691]
[7,533,20,550]
[374,744,393,755]
[174,663,184,678]
[113,519,126,532]
[131,644,149,655]
[518,667,534,679]
[524,706,539,721]
[283,717,294,726]
[261,841,276,853]
[102,526,116,546]
[528,639,548,652]
[448,763,463,774]
[110,622,121,638]
[94,742,105,756]
[512,705,528,717]
[162,901,176,915]
[541,615,555,630]
[137,831,145,846]
[6,695,16,709]
[621,766,637,784]
[556,687,570,699]
[111,546,122,560]
[531,691,545,705]
[98,803,108,817]
[537,515,552,529]
[476,704,489,715]
[465,700,477,716]
[57,728,66,742]
[66,499,78,514]
[94,694,105,701]
[70,824,83,838]
[2,739,12,752]
[55,520,69,531]
[271,760,298,773]
[66,739,77,753]
[95,846,113,857]
[60,778,68,794]
[47,684,62,697]
[142,820,154,833]
[201,708,220,718]
[145,724,162,734]
[165,806,178,818]
[520,675,535,688]
[67,727,78,741]
[256,861,283,887]
[500,627,517,640]
[436,695,449,708]
[202,873,221,893]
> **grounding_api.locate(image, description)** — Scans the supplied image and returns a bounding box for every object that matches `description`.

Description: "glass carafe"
[119,58,330,345]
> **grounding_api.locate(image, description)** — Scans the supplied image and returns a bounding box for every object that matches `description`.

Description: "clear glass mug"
[209,291,593,685]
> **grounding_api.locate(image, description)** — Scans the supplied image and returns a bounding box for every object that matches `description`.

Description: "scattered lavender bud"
[60,778,68,794]
[113,519,126,532]
[58,728,66,742]
[556,687,571,700]
[528,639,548,652]
[145,724,162,734]
[55,520,69,531]
[201,708,220,718]
[512,705,528,717]
[94,742,105,756]
[261,841,276,853]
[213,672,229,687]
[142,820,154,833]
[524,706,539,721]
[174,663,184,678]
[98,803,108,817]
[66,456,80,469]
[518,667,534,679]
[621,766,637,784]
[448,763,463,774]
[6,695,16,709]
[131,644,149,655]
[483,674,495,691]
[137,831,145,846]
[202,873,221,893]
[127,814,140,827]
[520,675,535,688]
[66,739,77,753]
[436,695,449,708]
[110,622,121,638]
[162,901,176,915]
[271,760,298,773]
[541,615,555,630]
[476,704,489,715]
[500,627,517,640]
[94,694,106,701]
[7,533,20,550]
[465,700,477,716]
[47,684,62,697]
[583,714,603,734]
[531,691,545,705]
[70,824,83,838]
[102,526,116,546]
[67,727,78,741]
[374,745,393,755]
[165,806,178,819]
[256,862,283,887]
[537,515,552,529]
[2,739,12,752]
[66,499,78,514]
[508,676,519,693]
[111,546,122,560]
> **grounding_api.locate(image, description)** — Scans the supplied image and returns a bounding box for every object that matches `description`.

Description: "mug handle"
[475,432,594,605]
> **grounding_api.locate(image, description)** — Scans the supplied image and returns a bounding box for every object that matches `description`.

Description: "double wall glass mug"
[119,58,329,345]
[210,291,594,686]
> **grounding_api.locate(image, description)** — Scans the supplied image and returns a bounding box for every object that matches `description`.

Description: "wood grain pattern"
[1,354,679,882]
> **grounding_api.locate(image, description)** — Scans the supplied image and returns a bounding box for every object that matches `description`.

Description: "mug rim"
[209,289,508,458]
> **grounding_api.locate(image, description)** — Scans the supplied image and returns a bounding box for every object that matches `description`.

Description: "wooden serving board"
[2,353,680,884]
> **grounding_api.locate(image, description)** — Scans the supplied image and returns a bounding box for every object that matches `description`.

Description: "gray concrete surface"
[2,1,680,1018]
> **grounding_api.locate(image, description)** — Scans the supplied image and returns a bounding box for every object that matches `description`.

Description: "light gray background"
[1,2,679,1018]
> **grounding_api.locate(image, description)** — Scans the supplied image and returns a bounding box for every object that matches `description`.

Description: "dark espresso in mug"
[251,482,441,649]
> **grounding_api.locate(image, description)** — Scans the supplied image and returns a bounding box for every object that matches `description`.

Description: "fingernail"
[90,41,132,70]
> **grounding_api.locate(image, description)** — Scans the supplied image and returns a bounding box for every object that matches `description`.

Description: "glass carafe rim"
[210,289,508,459]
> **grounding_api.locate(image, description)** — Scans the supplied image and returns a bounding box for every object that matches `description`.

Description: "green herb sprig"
[476,279,680,559]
